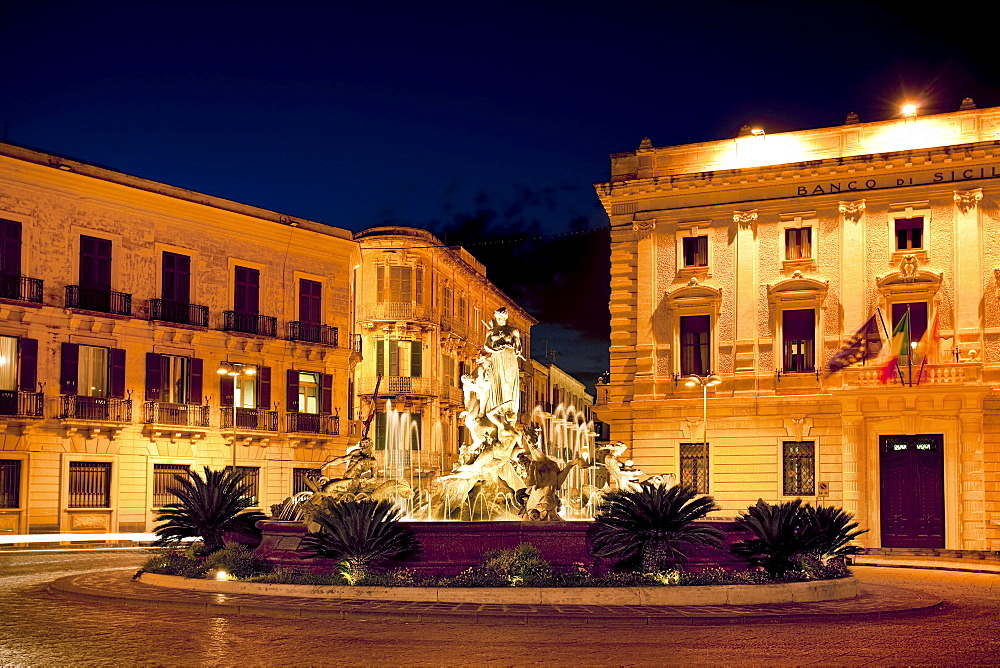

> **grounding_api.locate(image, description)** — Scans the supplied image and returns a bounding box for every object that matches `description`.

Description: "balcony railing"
[357,376,438,396]
[288,321,338,346]
[0,274,43,304]
[287,412,340,435]
[221,406,278,431]
[445,386,464,405]
[60,395,132,422]
[0,390,44,418]
[223,311,277,337]
[845,362,983,387]
[143,402,210,427]
[359,303,432,322]
[66,286,132,316]
[350,333,362,354]
[440,315,467,337]
[149,299,209,327]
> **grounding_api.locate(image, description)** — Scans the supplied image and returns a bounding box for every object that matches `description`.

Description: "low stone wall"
[140,572,859,606]
[255,519,752,576]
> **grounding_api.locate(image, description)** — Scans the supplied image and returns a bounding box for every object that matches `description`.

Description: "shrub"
[299,499,421,582]
[138,550,201,577]
[153,467,266,553]
[801,505,869,562]
[589,482,724,572]
[245,569,341,586]
[196,543,274,580]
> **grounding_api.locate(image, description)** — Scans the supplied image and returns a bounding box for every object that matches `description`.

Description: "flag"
[880,311,910,384]
[915,310,940,385]
[827,314,883,375]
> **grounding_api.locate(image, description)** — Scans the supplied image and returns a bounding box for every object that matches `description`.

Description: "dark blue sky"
[3,0,998,389]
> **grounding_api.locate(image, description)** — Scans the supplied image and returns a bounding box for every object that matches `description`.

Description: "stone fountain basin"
[139,572,859,606]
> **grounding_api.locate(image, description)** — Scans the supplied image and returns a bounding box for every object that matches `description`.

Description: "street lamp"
[685,374,722,468]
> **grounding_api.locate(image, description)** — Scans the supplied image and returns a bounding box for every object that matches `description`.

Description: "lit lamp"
[901,103,918,119]
[216,361,256,377]
[685,374,722,468]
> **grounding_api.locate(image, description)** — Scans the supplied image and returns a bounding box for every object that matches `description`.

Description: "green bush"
[245,569,341,586]
[195,543,274,580]
[138,550,201,577]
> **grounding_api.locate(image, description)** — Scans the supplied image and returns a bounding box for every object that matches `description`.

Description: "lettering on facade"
[795,166,1000,197]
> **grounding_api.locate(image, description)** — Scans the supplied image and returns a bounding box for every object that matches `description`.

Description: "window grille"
[0,459,21,508]
[225,466,260,506]
[292,468,321,495]
[679,442,709,493]
[153,464,191,507]
[68,461,111,508]
[783,441,816,496]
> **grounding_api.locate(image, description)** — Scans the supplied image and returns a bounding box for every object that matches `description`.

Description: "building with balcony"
[529,358,594,421]
[0,141,359,536]
[595,101,1000,551]
[353,227,536,475]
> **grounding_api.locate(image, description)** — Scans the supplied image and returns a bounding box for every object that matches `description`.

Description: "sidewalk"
[49,567,942,626]
[854,554,1000,575]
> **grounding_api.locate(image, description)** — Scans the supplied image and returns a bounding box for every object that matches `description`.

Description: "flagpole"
[876,308,906,385]
[907,305,913,387]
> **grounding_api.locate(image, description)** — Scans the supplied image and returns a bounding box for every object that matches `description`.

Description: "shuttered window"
[161,252,191,303]
[234,266,260,313]
[68,461,111,508]
[299,279,322,324]
[0,219,21,277]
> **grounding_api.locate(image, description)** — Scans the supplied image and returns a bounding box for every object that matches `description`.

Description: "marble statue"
[482,307,522,425]
[522,445,584,522]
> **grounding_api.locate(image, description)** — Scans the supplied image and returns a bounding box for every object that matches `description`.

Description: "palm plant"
[299,499,421,582]
[731,499,810,576]
[153,467,265,553]
[589,482,724,572]
[801,504,868,563]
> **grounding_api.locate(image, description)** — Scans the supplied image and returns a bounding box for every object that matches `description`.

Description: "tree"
[589,482,724,572]
[153,467,265,553]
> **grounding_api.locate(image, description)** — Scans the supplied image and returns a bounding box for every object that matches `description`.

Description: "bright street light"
[685,374,722,484]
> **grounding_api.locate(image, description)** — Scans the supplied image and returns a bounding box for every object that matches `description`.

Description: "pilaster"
[838,199,866,331]
[954,188,983,353]
[732,210,757,374]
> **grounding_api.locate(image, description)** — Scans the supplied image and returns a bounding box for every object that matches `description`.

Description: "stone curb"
[47,569,942,626]
[140,572,860,606]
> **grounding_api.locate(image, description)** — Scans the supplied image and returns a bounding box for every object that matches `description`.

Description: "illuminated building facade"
[353,227,535,476]
[596,101,1000,550]
[529,358,594,421]
[0,142,358,535]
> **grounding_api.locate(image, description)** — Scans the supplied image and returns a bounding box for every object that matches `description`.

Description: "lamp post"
[685,374,722,476]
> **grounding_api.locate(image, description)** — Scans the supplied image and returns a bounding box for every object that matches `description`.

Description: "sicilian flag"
[880,311,910,384]
[915,310,940,385]
[827,314,883,375]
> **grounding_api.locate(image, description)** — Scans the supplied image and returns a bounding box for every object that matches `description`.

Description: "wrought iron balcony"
[288,321,338,346]
[149,299,209,327]
[66,286,132,316]
[0,390,44,418]
[359,303,432,323]
[221,406,278,431]
[60,395,132,422]
[143,402,210,427]
[287,412,340,435]
[223,311,277,337]
[357,376,438,396]
[0,275,43,304]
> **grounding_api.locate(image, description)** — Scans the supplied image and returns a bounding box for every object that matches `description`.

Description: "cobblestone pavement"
[3,551,1000,666]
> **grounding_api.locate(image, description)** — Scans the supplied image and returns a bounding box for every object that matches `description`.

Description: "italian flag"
[880,310,910,384]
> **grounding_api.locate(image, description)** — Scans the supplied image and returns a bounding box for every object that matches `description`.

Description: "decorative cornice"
[732,210,758,228]
[954,188,983,213]
[632,220,655,232]
[838,199,866,222]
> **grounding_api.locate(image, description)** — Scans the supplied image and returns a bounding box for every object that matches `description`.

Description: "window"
[145,353,203,405]
[0,218,22,277]
[679,315,711,376]
[161,252,191,304]
[782,309,815,372]
[891,302,928,365]
[234,266,260,313]
[442,354,455,388]
[0,336,18,392]
[442,285,451,318]
[682,236,708,267]
[224,466,260,506]
[219,365,270,410]
[373,412,422,452]
[286,370,332,415]
[153,464,190,507]
[79,235,112,291]
[0,459,21,508]
[783,441,815,496]
[376,265,422,304]
[458,295,466,322]
[68,461,111,508]
[299,279,322,324]
[680,442,709,493]
[292,467,321,495]
[785,228,812,260]
[895,217,923,251]
[375,339,422,377]
[79,346,109,398]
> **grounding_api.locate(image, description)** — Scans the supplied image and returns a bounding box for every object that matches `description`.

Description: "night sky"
[3,1,999,392]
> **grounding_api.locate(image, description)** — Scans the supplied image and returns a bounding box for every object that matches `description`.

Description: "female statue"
[483,307,521,423]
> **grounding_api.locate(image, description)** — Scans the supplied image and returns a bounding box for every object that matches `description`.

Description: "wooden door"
[880,434,944,548]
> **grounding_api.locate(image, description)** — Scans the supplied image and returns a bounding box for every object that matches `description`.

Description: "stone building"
[596,101,1000,550]
[352,226,535,476]
[0,142,358,535]
[529,358,594,421]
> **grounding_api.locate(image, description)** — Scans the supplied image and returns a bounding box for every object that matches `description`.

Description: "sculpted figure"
[483,307,522,424]
[600,441,643,492]
[321,438,376,490]
[522,445,584,522]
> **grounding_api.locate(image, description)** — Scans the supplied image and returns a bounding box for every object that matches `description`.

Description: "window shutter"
[60,342,79,395]
[286,369,299,412]
[145,353,162,401]
[376,265,384,303]
[388,340,399,377]
[17,337,37,392]
[220,374,234,406]
[0,219,22,277]
[257,366,271,409]
[321,373,333,414]
[189,357,203,404]
[376,340,385,375]
[415,266,423,304]
[109,348,126,398]
[410,342,422,378]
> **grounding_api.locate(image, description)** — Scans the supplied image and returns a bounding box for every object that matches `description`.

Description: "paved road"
[2,551,999,666]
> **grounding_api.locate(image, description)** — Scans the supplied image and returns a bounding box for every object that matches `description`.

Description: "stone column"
[838,200,866,332]
[732,210,758,374]
[954,189,983,356]
[841,417,865,522]
[960,413,986,550]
